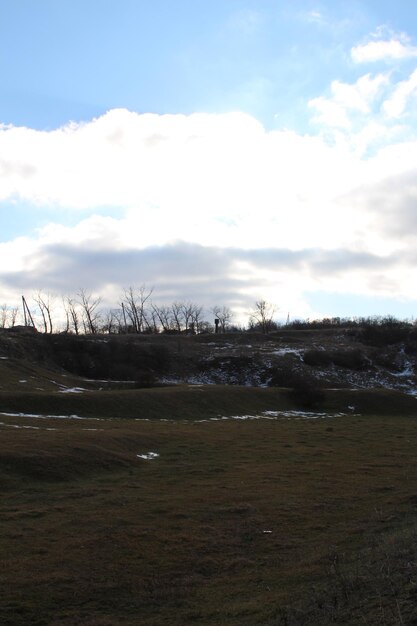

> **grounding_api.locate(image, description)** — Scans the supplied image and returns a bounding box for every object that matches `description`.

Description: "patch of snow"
[58,387,88,394]
[0,356,8,359]
[196,410,357,422]
[393,365,414,378]
[273,348,303,357]
[0,411,102,421]
[83,378,137,383]
[159,378,182,385]
[263,410,352,419]
[137,452,159,460]
[0,422,41,430]
[19,379,27,383]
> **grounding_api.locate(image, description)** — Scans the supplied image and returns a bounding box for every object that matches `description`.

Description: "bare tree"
[9,306,19,328]
[181,302,195,333]
[63,296,81,334]
[190,303,204,334]
[0,304,7,328]
[33,291,55,333]
[249,300,277,334]
[212,305,233,333]
[152,304,173,333]
[168,301,203,334]
[170,301,184,333]
[77,289,102,334]
[147,308,160,334]
[121,286,153,333]
[102,308,123,334]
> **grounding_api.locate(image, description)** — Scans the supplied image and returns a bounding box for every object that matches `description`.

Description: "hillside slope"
[1,326,416,394]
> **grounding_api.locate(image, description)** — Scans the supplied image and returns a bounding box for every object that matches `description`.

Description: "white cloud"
[382,68,417,117]
[2,75,417,319]
[309,73,389,130]
[351,38,417,63]
[0,109,365,252]
[308,95,351,128]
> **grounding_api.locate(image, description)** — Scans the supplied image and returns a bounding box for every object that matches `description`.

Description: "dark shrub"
[331,349,368,370]
[267,366,300,387]
[373,348,404,371]
[303,350,332,367]
[359,317,411,346]
[49,336,170,381]
[268,367,325,408]
[303,348,368,370]
[198,354,267,385]
[288,372,325,409]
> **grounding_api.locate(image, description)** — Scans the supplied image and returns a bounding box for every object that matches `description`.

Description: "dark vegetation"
[0,321,417,624]
[302,348,369,370]
[50,334,171,385]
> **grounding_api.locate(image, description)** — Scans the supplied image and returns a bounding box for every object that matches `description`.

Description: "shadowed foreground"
[1,401,417,625]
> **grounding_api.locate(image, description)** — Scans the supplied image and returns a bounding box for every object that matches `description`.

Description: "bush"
[267,367,325,408]
[303,349,368,370]
[357,317,411,346]
[288,373,326,408]
[267,366,301,387]
[331,349,368,370]
[303,350,333,367]
[48,336,171,381]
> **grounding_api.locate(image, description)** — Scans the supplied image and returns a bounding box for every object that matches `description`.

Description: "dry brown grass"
[1,408,417,625]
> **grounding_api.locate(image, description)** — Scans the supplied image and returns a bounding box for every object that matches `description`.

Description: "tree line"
[0,287,239,335]
[0,287,413,336]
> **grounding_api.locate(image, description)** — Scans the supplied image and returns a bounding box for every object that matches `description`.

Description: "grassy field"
[1,380,417,625]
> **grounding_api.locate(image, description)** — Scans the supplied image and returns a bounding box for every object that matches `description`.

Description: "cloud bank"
[2,32,417,322]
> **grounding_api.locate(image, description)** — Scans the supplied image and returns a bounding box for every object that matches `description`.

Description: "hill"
[1,326,417,625]
[1,323,417,390]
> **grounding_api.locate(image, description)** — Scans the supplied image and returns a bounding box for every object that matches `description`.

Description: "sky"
[2,0,417,325]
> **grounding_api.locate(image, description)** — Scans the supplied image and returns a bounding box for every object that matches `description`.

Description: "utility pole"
[122,302,128,332]
[22,296,36,329]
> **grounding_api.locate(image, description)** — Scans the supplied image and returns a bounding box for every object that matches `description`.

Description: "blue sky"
[1,0,417,325]
[2,0,415,130]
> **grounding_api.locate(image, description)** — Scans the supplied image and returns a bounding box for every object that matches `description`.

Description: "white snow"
[137,452,159,460]
[83,378,137,383]
[263,409,352,419]
[273,348,303,357]
[393,365,414,378]
[0,411,102,421]
[196,410,356,422]
[0,421,40,430]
